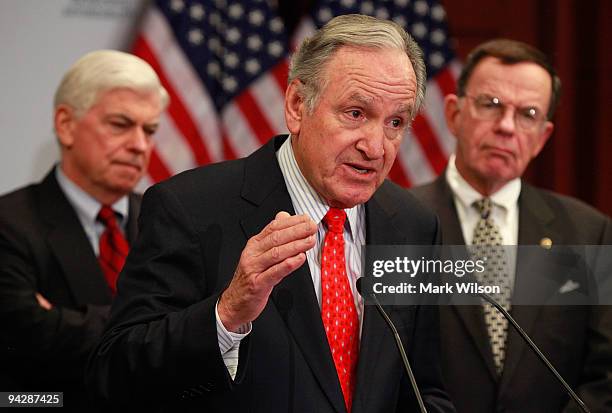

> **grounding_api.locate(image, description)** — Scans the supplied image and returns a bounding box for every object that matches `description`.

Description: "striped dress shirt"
[216,136,366,379]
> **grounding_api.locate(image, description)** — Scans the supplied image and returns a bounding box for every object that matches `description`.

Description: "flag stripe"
[142,7,223,162]
[147,150,173,183]
[134,36,212,166]
[435,66,457,97]
[154,113,197,174]
[222,104,262,158]
[389,159,412,188]
[271,60,290,93]
[234,91,276,145]
[412,115,448,175]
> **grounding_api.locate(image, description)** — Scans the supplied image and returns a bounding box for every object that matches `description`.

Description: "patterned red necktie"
[321,208,359,412]
[97,206,129,295]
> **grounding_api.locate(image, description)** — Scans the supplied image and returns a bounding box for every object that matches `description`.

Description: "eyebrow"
[347,93,413,117]
[347,93,374,107]
[105,113,160,130]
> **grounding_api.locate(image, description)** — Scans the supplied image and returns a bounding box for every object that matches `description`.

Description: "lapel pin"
[540,237,552,249]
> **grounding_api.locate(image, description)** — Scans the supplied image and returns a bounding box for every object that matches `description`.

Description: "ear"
[531,120,554,158]
[284,79,305,135]
[54,105,76,148]
[444,94,462,136]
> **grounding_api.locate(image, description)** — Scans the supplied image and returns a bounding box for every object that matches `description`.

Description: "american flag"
[133,0,460,190]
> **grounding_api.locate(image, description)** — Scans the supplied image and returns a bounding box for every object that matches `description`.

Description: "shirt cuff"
[215,301,252,354]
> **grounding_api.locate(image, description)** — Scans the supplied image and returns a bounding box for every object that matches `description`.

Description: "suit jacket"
[410,175,612,413]
[0,169,140,410]
[87,136,455,412]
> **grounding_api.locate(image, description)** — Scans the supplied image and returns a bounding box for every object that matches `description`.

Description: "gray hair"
[288,14,426,119]
[54,50,169,116]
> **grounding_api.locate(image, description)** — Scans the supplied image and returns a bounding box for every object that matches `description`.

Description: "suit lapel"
[428,176,465,245]
[37,170,112,305]
[352,185,412,413]
[425,176,499,379]
[239,137,347,413]
[500,184,560,390]
[126,192,141,244]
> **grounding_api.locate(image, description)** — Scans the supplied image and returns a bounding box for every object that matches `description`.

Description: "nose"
[496,107,517,136]
[356,123,385,160]
[126,128,150,153]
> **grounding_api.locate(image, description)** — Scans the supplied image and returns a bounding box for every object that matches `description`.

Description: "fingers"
[254,234,315,275]
[257,251,308,287]
[217,211,317,331]
[35,293,53,310]
[253,213,317,253]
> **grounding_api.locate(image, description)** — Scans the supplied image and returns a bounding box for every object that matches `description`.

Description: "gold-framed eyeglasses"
[461,94,546,131]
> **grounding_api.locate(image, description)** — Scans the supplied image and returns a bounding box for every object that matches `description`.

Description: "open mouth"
[346,163,375,175]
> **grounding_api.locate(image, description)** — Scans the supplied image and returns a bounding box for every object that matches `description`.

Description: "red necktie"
[321,208,359,412]
[97,206,129,295]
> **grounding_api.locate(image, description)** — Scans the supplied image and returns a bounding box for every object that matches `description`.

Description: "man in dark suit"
[411,39,612,412]
[87,15,455,412]
[0,50,168,409]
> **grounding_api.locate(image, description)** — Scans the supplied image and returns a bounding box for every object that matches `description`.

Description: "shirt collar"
[55,165,129,225]
[446,153,521,215]
[276,136,361,237]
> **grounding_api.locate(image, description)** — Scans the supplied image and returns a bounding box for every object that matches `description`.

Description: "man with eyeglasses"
[411,39,612,412]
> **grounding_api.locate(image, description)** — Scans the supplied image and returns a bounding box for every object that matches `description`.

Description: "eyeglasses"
[461,94,546,131]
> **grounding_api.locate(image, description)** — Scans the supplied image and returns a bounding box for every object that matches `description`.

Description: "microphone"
[356,278,427,413]
[275,289,294,413]
[478,292,591,413]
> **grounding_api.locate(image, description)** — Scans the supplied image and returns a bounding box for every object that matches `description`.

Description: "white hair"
[54,50,169,116]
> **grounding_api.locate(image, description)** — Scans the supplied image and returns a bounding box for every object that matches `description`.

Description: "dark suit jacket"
[87,136,455,412]
[411,175,612,413]
[0,169,140,410]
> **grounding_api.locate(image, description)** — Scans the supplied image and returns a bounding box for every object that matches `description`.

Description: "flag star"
[412,22,427,39]
[224,52,239,68]
[394,0,409,7]
[414,0,429,15]
[247,34,262,51]
[376,7,389,20]
[431,29,446,45]
[214,0,226,8]
[209,12,221,28]
[208,37,222,55]
[269,16,284,33]
[189,3,205,21]
[228,3,244,19]
[207,61,220,77]
[393,15,407,28]
[431,4,446,20]
[227,27,241,43]
[340,0,355,7]
[223,76,238,92]
[249,10,264,26]
[360,1,374,15]
[267,41,283,57]
[170,0,185,13]
[317,7,333,23]
[188,28,204,45]
[245,58,260,75]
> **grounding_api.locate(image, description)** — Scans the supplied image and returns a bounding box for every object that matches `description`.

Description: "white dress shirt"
[55,165,129,255]
[445,153,520,286]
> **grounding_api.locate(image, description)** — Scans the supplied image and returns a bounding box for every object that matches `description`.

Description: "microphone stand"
[480,293,591,413]
[368,291,428,413]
